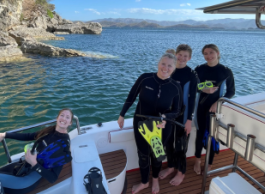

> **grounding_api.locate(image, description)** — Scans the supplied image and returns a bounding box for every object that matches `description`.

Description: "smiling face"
[157,56,176,79]
[176,50,191,68]
[203,48,219,66]
[56,110,72,131]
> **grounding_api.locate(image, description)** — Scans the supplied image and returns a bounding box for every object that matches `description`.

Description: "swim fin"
[37,139,72,169]
[138,120,166,161]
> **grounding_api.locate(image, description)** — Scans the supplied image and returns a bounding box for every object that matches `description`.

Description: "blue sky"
[52,0,255,21]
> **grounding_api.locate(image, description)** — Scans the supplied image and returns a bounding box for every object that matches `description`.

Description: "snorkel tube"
[136,114,185,128]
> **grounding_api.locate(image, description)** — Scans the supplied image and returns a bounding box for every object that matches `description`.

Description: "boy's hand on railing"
[0,133,6,142]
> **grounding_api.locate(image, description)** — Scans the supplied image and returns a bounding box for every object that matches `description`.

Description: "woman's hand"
[25,150,38,167]
[0,133,6,142]
[209,101,218,113]
[202,87,218,94]
[185,120,192,136]
[117,116,124,129]
[157,120,166,129]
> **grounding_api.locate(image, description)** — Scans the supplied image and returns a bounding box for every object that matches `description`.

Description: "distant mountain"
[89,18,261,30]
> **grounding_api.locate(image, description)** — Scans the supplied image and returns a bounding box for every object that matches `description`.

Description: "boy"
[160,44,198,186]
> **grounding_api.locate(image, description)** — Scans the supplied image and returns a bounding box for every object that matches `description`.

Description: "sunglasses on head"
[197,81,213,90]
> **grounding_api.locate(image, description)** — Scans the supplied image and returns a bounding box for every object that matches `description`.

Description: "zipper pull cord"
[158,85,161,98]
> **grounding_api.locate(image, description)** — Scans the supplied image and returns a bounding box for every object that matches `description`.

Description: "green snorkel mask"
[24,143,34,153]
[197,81,213,90]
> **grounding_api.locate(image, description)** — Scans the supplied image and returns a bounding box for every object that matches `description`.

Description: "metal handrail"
[217,97,265,118]
[201,98,265,194]
[1,115,81,163]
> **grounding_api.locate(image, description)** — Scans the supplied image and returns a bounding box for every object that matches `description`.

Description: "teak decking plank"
[23,148,265,194]
[100,149,127,180]
[126,149,265,194]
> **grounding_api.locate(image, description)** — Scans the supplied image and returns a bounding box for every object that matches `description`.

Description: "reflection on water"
[0,29,265,165]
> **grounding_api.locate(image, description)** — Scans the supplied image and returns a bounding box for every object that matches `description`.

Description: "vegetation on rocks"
[0,0,102,61]
[22,0,55,21]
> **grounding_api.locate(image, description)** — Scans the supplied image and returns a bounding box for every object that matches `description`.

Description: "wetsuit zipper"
[158,85,161,98]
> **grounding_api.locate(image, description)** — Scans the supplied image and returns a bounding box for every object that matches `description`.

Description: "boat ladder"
[201,97,265,194]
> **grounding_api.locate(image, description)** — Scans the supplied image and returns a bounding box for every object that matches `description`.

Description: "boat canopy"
[198,0,265,29]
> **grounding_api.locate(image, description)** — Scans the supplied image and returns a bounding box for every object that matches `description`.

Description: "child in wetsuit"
[193,44,235,175]
[159,44,198,186]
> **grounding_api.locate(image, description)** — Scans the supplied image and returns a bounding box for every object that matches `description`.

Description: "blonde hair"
[166,49,176,55]
[159,53,177,64]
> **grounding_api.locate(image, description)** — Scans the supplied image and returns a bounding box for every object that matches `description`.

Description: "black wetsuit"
[0,128,71,194]
[166,66,198,174]
[120,73,182,184]
[194,63,235,164]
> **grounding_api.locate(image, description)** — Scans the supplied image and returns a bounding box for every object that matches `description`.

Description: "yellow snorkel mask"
[197,81,213,90]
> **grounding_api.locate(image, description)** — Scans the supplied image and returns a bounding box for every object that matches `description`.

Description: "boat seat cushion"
[108,127,134,143]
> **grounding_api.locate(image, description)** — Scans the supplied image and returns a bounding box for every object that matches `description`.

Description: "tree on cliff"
[22,0,55,21]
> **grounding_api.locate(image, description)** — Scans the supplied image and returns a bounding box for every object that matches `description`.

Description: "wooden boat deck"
[28,149,265,194]
[28,150,126,194]
[126,149,265,194]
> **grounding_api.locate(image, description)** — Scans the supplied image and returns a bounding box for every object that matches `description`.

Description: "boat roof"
[198,0,265,14]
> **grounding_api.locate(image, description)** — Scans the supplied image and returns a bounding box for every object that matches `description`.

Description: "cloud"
[74,11,79,14]
[136,0,141,2]
[180,3,191,7]
[107,11,121,15]
[84,8,101,15]
[127,8,201,15]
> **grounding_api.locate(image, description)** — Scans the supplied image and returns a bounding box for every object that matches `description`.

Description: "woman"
[117,53,183,194]
[0,108,73,194]
[193,44,235,175]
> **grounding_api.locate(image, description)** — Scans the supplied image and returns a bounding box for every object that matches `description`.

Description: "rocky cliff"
[0,0,23,32]
[0,0,102,62]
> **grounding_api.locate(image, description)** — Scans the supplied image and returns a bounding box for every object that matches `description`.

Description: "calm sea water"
[0,28,265,164]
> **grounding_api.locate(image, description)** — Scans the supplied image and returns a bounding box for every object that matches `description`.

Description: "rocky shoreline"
[0,0,102,62]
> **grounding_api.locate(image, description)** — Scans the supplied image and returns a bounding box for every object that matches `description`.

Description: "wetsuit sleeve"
[120,74,145,117]
[31,163,63,183]
[5,132,37,141]
[223,68,235,99]
[164,83,183,119]
[187,72,199,120]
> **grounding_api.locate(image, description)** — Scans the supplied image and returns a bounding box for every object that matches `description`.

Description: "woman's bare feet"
[194,158,201,175]
[159,167,174,179]
[152,178,160,194]
[132,182,149,194]
[169,171,185,186]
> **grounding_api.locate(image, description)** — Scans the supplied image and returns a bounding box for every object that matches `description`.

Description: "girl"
[0,108,73,194]
[193,44,235,175]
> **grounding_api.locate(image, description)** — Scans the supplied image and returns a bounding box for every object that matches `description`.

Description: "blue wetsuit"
[166,66,198,173]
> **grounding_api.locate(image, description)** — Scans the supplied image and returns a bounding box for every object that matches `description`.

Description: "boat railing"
[201,97,265,194]
[1,115,81,164]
